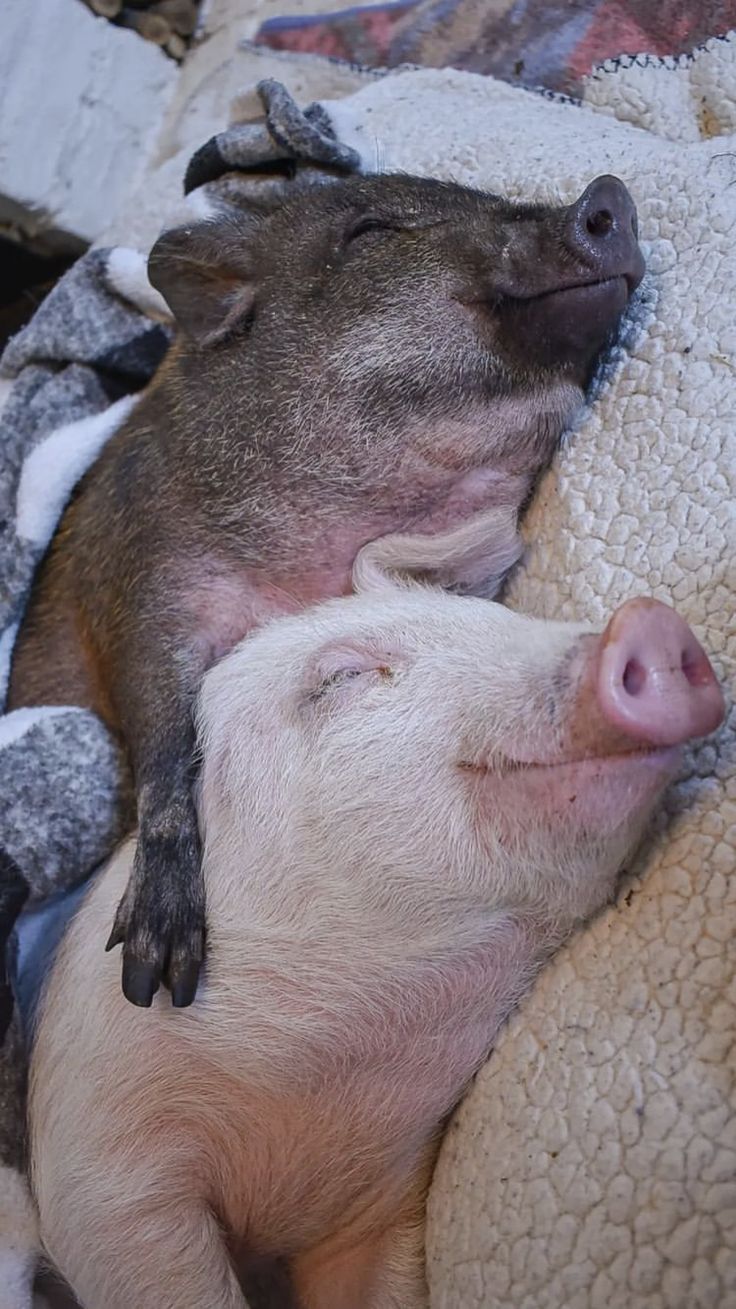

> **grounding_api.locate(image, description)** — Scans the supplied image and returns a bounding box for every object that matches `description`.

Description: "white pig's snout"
[461,597,724,842]
[594,598,724,748]
[556,597,725,761]
[504,597,724,770]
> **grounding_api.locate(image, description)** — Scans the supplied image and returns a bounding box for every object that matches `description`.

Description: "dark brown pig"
[8,171,645,1009]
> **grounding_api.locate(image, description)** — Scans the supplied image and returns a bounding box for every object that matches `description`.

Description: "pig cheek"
[470,758,672,847]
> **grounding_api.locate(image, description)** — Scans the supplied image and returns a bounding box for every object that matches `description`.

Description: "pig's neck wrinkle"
[206,913,547,1099]
[175,384,580,558]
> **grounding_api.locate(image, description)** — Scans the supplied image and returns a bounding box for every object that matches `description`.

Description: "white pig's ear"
[353,505,522,598]
[307,642,397,702]
[147,217,257,346]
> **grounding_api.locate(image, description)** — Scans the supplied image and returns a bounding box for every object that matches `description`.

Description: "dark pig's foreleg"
[104,628,209,1009]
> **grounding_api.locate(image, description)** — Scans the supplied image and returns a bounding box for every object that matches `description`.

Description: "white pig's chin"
[467,745,682,835]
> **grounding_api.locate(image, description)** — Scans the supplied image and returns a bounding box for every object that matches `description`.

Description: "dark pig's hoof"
[105,864,206,1010]
[120,956,159,1008]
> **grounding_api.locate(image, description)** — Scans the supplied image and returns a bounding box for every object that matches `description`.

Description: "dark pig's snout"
[566,175,645,292]
[493,174,645,371]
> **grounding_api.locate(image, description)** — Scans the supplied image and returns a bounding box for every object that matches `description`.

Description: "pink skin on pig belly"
[187,466,529,663]
[85,917,544,1262]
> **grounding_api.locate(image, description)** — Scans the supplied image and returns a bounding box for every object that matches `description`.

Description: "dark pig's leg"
[105,630,208,1009]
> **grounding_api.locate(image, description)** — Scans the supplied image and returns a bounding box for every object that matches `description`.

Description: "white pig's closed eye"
[307,643,396,704]
[314,667,367,698]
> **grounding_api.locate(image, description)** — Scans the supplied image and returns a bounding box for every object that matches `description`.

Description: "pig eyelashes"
[310,667,363,701]
[343,216,408,246]
[307,663,394,704]
[341,213,450,251]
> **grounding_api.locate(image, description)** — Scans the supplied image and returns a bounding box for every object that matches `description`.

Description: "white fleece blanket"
[320,38,736,1309]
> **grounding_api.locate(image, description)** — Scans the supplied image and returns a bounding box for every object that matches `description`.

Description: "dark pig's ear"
[147,221,256,347]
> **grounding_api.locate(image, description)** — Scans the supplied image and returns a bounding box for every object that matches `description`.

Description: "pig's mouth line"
[505,274,630,306]
[461,274,633,315]
[459,745,680,777]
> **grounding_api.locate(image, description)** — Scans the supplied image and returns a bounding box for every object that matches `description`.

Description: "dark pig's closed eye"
[343,216,407,245]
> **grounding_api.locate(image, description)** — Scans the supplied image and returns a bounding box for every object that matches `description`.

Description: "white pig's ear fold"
[353,505,523,599]
[147,220,257,347]
[307,642,396,702]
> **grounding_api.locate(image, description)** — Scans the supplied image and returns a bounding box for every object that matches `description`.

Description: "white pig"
[29,530,724,1309]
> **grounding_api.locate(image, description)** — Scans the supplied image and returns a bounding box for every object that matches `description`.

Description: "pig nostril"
[586,208,614,237]
[681,648,711,688]
[622,658,646,696]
